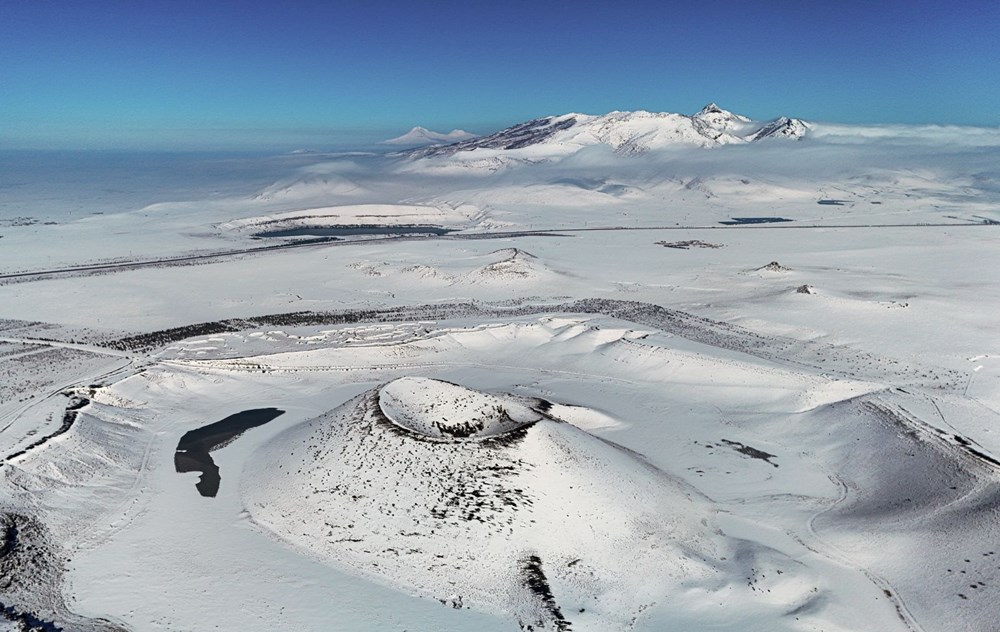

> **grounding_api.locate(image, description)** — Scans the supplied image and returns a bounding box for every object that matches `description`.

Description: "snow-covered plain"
[1,105,999,631]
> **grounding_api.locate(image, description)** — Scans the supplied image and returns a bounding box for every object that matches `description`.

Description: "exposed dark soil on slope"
[0,513,127,632]
[520,554,571,631]
[719,439,779,467]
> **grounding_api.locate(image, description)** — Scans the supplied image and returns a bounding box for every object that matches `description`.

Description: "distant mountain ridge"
[407,104,809,158]
[382,126,477,146]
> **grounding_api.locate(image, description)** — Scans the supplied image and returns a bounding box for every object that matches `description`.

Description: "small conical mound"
[465,248,554,283]
[757,261,792,272]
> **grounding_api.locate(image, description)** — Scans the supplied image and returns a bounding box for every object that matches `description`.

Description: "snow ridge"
[408,115,581,157]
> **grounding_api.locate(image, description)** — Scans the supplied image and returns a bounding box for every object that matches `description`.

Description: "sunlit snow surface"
[1,110,1000,631]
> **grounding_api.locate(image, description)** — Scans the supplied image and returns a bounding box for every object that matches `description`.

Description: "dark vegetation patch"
[656,240,723,249]
[0,601,64,631]
[372,390,535,446]
[720,439,778,467]
[0,522,16,559]
[0,513,126,632]
[249,235,340,245]
[532,398,553,414]
[433,407,525,440]
[432,418,486,439]
[104,308,394,351]
[520,555,571,631]
[254,225,454,239]
[480,425,533,448]
[175,408,285,497]
[322,392,535,528]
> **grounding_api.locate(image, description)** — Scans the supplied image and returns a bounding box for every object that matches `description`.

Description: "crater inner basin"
[377,377,542,440]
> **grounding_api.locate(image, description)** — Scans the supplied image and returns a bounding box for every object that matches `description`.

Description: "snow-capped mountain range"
[383,126,477,146]
[408,103,808,158]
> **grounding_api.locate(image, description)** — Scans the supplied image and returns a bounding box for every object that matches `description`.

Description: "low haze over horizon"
[3,0,998,150]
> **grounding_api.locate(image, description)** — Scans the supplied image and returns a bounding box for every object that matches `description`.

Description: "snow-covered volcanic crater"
[242,377,818,630]
[377,377,542,439]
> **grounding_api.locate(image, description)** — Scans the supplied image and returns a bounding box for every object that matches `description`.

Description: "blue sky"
[2,0,998,149]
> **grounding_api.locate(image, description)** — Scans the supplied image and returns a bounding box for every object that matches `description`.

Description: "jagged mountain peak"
[748,116,810,141]
[693,102,753,126]
[697,102,727,115]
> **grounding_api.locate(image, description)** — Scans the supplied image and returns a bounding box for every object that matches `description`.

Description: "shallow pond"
[175,408,285,497]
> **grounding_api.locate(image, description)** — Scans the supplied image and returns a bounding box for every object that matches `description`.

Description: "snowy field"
[1,106,999,631]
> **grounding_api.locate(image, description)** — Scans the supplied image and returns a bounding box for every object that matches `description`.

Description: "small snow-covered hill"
[464,248,555,284]
[383,126,478,146]
[409,104,808,159]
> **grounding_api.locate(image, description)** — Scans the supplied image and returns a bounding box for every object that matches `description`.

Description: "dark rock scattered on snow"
[757,261,791,272]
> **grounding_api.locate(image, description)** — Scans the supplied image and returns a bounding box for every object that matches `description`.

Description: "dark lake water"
[254,225,454,238]
[718,217,793,225]
[175,408,285,497]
